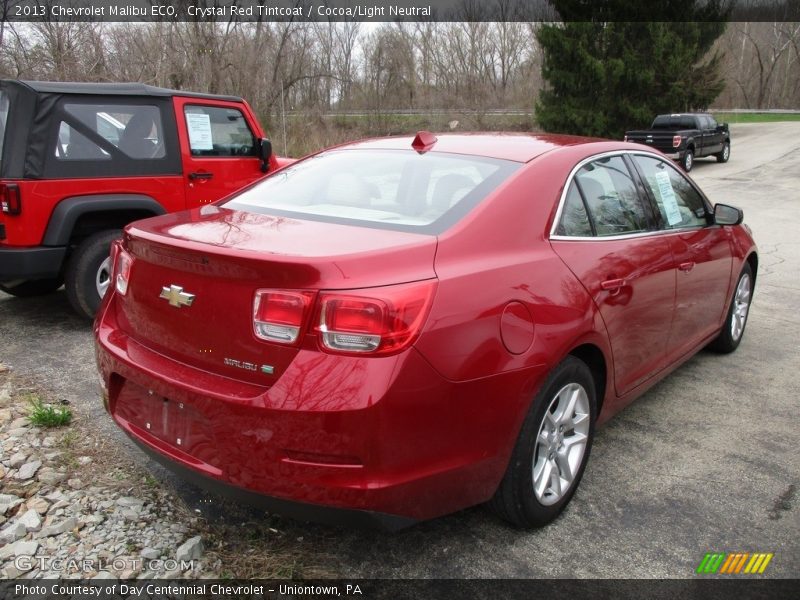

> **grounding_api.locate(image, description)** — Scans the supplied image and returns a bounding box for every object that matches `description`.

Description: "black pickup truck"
[624,113,730,172]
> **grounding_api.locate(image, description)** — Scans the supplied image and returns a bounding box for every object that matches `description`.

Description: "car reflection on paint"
[94,131,757,529]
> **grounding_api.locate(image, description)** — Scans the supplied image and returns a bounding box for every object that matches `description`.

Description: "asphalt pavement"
[0,122,798,578]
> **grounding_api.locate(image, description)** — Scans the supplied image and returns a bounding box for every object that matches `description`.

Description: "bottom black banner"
[1,579,799,600]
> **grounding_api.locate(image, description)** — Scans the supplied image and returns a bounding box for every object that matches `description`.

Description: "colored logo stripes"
[696,552,774,574]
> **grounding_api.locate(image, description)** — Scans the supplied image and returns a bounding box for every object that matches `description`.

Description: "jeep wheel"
[0,278,63,298]
[65,229,121,319]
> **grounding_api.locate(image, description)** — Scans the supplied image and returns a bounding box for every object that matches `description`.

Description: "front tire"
[681,148,694,172]
[489,356,596,528]
[0,278,63,298]
[716,141,730,163]
[708,263,753,353]
[65,229,121,320]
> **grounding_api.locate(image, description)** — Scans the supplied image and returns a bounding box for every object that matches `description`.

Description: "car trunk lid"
[114,206,437,385]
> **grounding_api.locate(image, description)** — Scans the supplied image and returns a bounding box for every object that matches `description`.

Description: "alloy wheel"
[533,382,590,506]
[731,273,751,341]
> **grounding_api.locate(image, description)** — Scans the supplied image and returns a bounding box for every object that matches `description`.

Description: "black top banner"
[2,0,799,23]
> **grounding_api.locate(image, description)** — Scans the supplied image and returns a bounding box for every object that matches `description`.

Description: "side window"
[574,155,649,236]
[184,105,255,157]
[57,103,166,160]
[556,181,592,236]
[0,90,8,167]
[632,155,707,229]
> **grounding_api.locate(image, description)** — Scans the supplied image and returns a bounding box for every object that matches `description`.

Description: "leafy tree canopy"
[536,1,730,138]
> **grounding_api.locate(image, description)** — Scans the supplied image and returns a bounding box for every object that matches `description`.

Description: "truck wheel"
[65,229,121,320]
[716,141,730,163]
[681,148,694,172]
[0,278,63,298]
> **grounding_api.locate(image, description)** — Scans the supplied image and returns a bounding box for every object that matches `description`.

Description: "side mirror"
[258,138,272,173]
[714,203,743,226]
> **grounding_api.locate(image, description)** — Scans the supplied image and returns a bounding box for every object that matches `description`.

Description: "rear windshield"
[0,90,9,169]
[652,115,697,130]
[224,149,520,234]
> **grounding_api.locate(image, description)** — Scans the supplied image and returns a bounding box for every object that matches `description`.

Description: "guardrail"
[285,108,800,117]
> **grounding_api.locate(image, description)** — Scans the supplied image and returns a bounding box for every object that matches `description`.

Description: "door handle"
[678,261,695,272]
[188,172,214,181]
[601,278,625,292]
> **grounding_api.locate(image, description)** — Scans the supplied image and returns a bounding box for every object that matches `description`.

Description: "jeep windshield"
[224,149,519,235]
[0,90,9,170]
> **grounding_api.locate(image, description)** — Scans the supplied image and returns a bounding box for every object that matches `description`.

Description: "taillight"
[672,135,682,148]
[0,183,21,215]
[253,290,315,345]
[113,244,133,296]
[316,280,436,356]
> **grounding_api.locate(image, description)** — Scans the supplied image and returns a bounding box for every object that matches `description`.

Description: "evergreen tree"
[535,1,730,138]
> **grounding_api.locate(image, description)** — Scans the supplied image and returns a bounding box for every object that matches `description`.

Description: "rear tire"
[708,263,753,354]
[489,356,596,528]
[0,278,63,298]
[681,148,694,172]
[716,141,730,163]
[65,229,121,320]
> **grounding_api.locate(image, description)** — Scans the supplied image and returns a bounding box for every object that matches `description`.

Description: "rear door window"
[184,105,255,157]
[573,155,650,236]
[632,155,708,229]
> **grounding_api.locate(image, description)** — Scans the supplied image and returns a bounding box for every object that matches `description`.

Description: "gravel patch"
[0,368,221,579]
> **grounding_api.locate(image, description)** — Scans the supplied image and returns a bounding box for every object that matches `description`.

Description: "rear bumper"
[94,295,544,526]
[0,245,66,281]
[133,438,416,531]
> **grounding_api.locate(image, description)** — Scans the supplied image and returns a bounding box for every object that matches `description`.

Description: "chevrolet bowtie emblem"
[159,285,195,308]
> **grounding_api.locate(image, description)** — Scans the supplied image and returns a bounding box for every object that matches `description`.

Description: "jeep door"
[174,97,267,207]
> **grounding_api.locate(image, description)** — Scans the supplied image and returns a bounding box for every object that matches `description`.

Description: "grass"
[713,112,800,124]
[27,394,73,427]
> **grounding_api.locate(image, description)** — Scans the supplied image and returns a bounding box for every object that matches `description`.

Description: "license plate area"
[114,380,220,468]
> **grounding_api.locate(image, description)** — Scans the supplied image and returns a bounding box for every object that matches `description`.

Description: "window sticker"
[186,113,213,150]
[655,170,682,226]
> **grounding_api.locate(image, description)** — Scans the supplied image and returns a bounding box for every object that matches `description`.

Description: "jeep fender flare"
[43,194,167,246]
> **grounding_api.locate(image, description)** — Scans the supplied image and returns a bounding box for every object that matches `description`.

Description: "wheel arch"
[42,194,167,247]
[746,251,758,288]
[568,343,609,418]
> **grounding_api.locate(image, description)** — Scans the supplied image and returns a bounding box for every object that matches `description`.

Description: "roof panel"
[10,80,242,102]
[341,132,599,163]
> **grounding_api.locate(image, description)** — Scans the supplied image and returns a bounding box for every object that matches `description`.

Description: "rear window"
[0,90,8,169]
[224,149,519,234]
[652,115,697,130]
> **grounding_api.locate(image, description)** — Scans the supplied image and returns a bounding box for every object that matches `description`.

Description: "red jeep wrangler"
[0,80,281,318]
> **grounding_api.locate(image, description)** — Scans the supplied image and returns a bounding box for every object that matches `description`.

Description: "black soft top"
[10,79,242,102]
[1,79,240,178]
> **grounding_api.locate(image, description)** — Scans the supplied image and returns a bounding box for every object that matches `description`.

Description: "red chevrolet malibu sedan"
[94,132,757,529]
